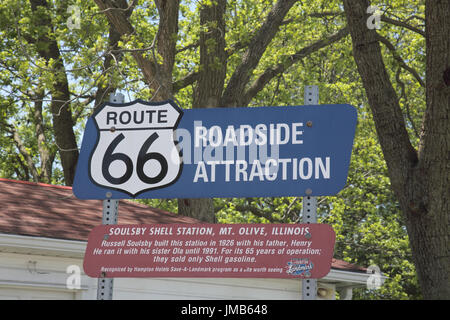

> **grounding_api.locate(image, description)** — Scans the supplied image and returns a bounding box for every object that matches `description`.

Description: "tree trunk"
[343,0,449,299]
[29,0,79,186]
[177,198,216,223]
[154,0,179,100]
[410,0,450,300]
[48,66,79,186]
[177,0,227,222]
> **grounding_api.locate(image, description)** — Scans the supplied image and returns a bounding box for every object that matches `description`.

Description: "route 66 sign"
[78,99,183,197]
[74,101,357,200]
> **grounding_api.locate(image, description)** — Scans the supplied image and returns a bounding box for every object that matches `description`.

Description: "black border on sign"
[87,99,184,198]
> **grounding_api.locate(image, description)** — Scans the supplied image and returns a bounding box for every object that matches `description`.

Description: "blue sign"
[73,100,357,199]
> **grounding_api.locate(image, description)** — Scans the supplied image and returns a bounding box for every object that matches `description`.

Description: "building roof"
[0,178,199,242]
[0,178,366,273]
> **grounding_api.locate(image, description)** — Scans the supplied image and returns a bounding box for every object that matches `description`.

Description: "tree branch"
[220,0,299,107]
[381,15,425,37]
[234,204,278,223]
[31,89,53,183]
[93,0,159,94]
[173,71,199,93]
[9,125,39,182]
[243,27,349,105]
[176,42,198,54]
[14,154,30,181]
[395,68,420,140]
[377,34,425,87]
[92,0,137,17]
[309,11,343,18]
[94,18,123,109]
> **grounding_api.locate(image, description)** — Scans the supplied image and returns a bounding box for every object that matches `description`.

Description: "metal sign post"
[302,85,318,300]
[96,93,123,300]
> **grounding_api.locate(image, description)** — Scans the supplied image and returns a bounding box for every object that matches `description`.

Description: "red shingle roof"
[0,178,365,272]
[0,178,199,241]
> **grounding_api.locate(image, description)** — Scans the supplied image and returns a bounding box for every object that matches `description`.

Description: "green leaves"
[0,0,426,299]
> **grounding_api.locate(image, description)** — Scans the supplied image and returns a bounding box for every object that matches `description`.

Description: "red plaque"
[83,223,335,278]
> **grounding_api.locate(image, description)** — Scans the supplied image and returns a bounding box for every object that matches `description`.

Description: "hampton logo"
[286,258,314,277]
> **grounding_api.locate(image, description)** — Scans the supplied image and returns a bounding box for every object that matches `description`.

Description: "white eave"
[0,232,380,288]
[0,233,86,258]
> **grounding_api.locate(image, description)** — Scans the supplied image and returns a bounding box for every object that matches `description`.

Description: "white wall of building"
[0,233,368,300]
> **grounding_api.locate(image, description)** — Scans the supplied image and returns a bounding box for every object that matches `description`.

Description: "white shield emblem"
[89,99,183,197]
